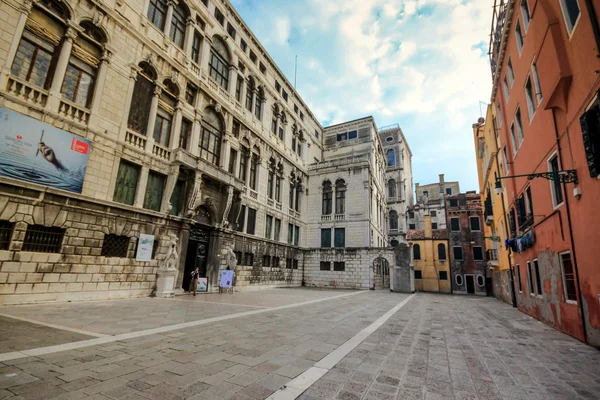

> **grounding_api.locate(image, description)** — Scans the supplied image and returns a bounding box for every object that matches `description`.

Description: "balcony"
[152,143,171,161]
[249,189,258,200]
[58,99,90,125]
[124,130,147,150]
[267,198,274,207]
[486,249,499,267]
[334,214,345,221]
[321,215,332,222]
[6,76,48,108]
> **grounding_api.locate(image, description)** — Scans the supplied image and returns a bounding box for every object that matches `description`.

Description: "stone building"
[0,0,411,304]
[407,215,450,293]
[379,124,413,245]
[446,192,487,295]
[408,174,459,230]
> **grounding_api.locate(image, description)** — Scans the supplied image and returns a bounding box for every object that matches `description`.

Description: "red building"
[488,0,600,346]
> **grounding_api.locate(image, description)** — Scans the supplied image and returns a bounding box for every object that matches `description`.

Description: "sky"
[231,0,494,193]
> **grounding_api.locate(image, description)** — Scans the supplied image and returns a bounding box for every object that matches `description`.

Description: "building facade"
[488,0,600,346]
[407,215,450,293]
[446,192,487,295]
[408,174,459,230]
[0,0,411,304]
[380,124,414,245]
[473,105,515,305]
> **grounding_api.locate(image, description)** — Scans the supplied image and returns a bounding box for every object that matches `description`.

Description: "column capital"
[20,0,34,14]
[153,86,163,97]
[167,0,179,6]
[65,26,79,41]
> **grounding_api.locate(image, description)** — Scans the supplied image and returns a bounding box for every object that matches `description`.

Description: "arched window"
[249,149,259,191]
[209,36,230,90]
[246,77,255,111]
[200,108,223,165]
[267,158,275,199]
[254,86,264,120]
[127,62,157,135]
[322,181,332,215]
[413,244,421,260]
[271,105,279,135]
[170,2,188,48]
[295,180,302,212]
[279,111,286,140]
[152,79,178,147]
[438,243,447,260]
[389,210,398,230]
[335,179,346,215]
[275,163,283,202]
[388,179,397,198]
[390,239,399,247]
[147,0,168,30]
[387,149,396,166]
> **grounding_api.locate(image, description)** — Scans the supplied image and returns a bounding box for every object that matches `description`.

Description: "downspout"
[551,110,588,343]
[583,0,600,58]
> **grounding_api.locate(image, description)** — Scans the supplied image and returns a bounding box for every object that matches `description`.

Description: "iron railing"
[22,225,64,253]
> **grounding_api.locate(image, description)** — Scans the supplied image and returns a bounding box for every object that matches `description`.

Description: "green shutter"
[144,171,166,211]
[113,161,140,205]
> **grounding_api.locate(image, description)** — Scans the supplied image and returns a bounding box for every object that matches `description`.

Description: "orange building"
[488,0,600,346]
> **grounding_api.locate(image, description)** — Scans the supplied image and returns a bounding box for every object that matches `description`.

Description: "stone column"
[200,36,212,72]
[170,102,184,149]
[163,0,176,37]
[190,118,201,156]
[221,139,231,171]
[244,153,252,185]
[88,50,112,127]
[134,166,150,208]
[0,0,33,89]
[145,86,162,153]
[183,17,195,58]
[221,185,234,228]
[228,63,238,97]
[48,26,78,110]
[161,166,180,214]
[118,67,139,141]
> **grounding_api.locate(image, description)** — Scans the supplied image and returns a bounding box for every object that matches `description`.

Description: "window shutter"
[580,104,600,177]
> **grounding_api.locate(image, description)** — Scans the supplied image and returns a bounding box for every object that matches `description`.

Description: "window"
[249,154,259,191]
[254,87,264,120]
[209,37,230,90]
[101,234,130,258]
[250,50,257,63]
[246,208,256,235]
[516,264,523,292]
[515,107,524,146]
[321,228,331,248]
[503,147,510,174]
[438,243,446,260]
[114,160,140,205]
[548,154,564,206]
[322,181,332,215]
[413,244,421,260]
[559,0,581,35]
[334,228,345,248]
[559,252,577,302]
[389,210,399,230]
[22,225,64,253]
[408,211,415,219]
[244,253,254,266]
[239,147,248,181]
[423,190,429,197]
[275,81,281,92]
[450,218,460,231]
[527,261,534,295]
[267,168,274,199]
[228,149,237,174]
[232,119,241,138]
[507,58,515,86]
[185,84,197,105]
[147,0,168,30]
[515,21,524,54]
[439,271,448,281]
[320,261,331,271]
[455,274,463,286]
[449,199,458,207]
[333,262,345,272]
[335,179,346,214]
[0,221,14,250]
[283,90,288,101]
[525,186,534,221]
[236,206,245,232]
[431,210,437,217]
[388,179,397,197]
[143,171,166,211]
[525,76,536,121]
[170,3,187,48]
[294,104,299,114]
[520,0,531,31]
[61,57,95,107]
[235,75,243,102]
[169,180,184,216]
[531,63,543,104]
[534,259,542,295]
[510,123,518,156]
[191,31,202,63]
[200,108,223,166]
[240,39,247,52]
[473,247,484,261]
[409,224,416,230]
[259,63,266,75]
[227,22,236,40]
[453,246,463,261]
[386,149,395,166]
[179,119,192,150]
[292,137,297,152]
[265,215,273,239]
[289,182,295,209]
[300,112,305,121]
[275,175,281,202]
[432,223,438,229]
[497,103,503,127]
[245,76,254,110]
[274,219,281,241]
[293,259,299,269]
[153,111,172,147]
[503,76,510,102]
[287,223,293,244]
[445,188,452,195]
[214,8,225,25]
[470,216,481,231]
[414,270,422,279]
[294,225,300,246]
[127,63,157,134]
[477,275,485,287]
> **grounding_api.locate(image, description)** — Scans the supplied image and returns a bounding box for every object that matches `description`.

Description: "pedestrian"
[189,267,200,296]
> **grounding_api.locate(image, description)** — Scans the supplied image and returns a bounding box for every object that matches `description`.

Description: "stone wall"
[492,270,513,305]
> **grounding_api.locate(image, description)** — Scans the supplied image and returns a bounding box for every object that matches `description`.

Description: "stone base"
[156,269,178,298]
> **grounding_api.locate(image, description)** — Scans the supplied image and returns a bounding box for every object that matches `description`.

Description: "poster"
[0,107,92,193]
[136,234,155,262]
[197,277,208,292]
[219,270,234,288]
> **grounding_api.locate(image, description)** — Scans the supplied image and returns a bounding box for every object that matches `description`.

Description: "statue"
[225,245,237,269]
[162,234,179,272]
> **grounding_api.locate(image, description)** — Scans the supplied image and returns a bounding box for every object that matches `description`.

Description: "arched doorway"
[182,205,215,291]
[373,256,390,289]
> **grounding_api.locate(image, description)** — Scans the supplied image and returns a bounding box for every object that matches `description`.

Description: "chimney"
[439,174,445,184]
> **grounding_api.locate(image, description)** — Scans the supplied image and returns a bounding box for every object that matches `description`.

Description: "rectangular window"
[235,75,243,102]
[439,271,448,281]
[534,259,542,295]
[515,107,524,145]
[274,218,281,241]
[516,264,522,292]
[415,270,422,279]
[185,84,197,105]
[432,223,438,229]
[294,104,299,114]
[101,234,130,258]
[191,31,202,63]
[228,149,237,174]
[470,216,481,231]
[153,110,172,147]
[507,58,515,86]
[179,118,192,150]
[293,259,299,269]
[247,208,256,235]
[497,103,503,127]
[321,228,331,248]
[294,226,300,246]
[510,123,518,155]
[430,211,437,217]
[0,221,14,250]
[288,223,293,244]
[244,253,254,266]
[559,0,581,35]
[560,252,577,302]
[334,228,345,248]
[408,211,415,219]
[473,247,484,261]
[275,81,281,92]
[503,147,510,173]
[450,218,460,231]
[521,0,531,32]
[144,171,166,212]
[525,76,536,121]
[531,63,543,105]
[503,76,510,102]
[241,39,247,52]
[250,51,257,63]
[333,262,345,272]
[147,0,167,29]
[236,205,246,232]
[259,63,266,75]
[449,199,458,207]
[113,160,140,205]
[320,261,331,271]
[409,224,416,230]
[265,215,273,239]
[227,22,236,40]
[239,147,248,181]
[446,188,452,195]
[548,154,564,206]
[515,21,524,54]
[22,225,64,253]
[214,8,225,25]
[282,90,288,101]
[525,186,534,219]
[453,246,464,261]
[233,119,241,138]
[527,261,534,295]
[170,180,185,216]
[61,57,95,107]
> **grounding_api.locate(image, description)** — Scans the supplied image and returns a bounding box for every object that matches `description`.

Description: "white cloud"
[273,17,291,45]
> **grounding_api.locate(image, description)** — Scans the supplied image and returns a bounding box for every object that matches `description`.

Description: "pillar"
[161,166,180,214]
[190,119,201,156]
[221,139,231,171]
[228,64,238,98]
[48,26,78,110]
[134,166,150,208]
[170,103,184,149]
[118,68,139,141]
[200,36,212,73]
[145,86,162,153]
[183,17,195,58]
[0,1,33,89]
[164,0,176,37]
[88,51,112,127]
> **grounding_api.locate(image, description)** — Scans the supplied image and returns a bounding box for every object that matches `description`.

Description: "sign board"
[0,107,92,193]
[197,277,208,292]
[136,234,155,262]
[219,270,234,288]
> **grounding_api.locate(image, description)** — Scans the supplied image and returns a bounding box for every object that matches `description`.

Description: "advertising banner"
[0,107,92,193]
[219,270,234,288]
[197,277,208,292]
[136,234,155,262]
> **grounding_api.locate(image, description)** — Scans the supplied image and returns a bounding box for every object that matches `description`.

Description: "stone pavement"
[0,290,598,400]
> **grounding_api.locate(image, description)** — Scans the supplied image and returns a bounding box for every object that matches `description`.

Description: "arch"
[372,256,390,289]
[386,149,396,166]
[202,106,224,131]
[209,36,230,90]
[413,244,421,260]
[322,180,332,215]
[438,243,447,260]
[138,61,158,81]
[162,78,180,98]
[170,1,190,48]
[388,178,397,198]
[199,107,224,165]
[196,204,217,227]
[390,239,399,247]
[389,210,398,230]
[211,35,231,61]
[37,0,72,21]
[79,20,108,44]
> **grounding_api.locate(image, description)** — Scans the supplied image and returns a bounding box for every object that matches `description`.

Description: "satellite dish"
[478,117,485,124]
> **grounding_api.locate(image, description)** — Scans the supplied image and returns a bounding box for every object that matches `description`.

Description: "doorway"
[182,225,211,291]
[466,275,475,294]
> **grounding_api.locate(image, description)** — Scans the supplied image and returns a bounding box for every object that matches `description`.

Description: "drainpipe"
[551,110,588,343]
[584,0,600,58]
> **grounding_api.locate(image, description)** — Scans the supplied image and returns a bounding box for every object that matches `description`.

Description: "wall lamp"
[483,236,502,242]
[494,170,578,195]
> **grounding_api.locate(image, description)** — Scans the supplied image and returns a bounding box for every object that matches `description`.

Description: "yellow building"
[407,216,451,293]
[473,104,514,305]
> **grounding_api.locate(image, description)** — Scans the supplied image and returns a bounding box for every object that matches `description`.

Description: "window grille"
[320,261,330,271]
[101,234,130,258]
[333,261,345,271]
[0,221,14,250]
[293,259,298,269]
[22,225,64,253]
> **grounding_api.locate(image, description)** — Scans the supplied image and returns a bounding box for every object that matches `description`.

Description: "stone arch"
[78,19,109,44]
[372,256,391,289]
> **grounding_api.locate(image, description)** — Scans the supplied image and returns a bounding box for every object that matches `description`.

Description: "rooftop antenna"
[294,55,298,89]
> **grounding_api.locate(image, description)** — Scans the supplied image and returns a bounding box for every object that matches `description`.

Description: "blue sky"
[232,0,493,193]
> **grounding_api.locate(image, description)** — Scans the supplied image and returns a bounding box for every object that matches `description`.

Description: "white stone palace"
[0,0,413,304]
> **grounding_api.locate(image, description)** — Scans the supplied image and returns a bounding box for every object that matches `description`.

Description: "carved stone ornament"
[221,186,234,228]
[162,233,179,272]
[170,70,179,82]
[145,53,156,65]
[214,104,222,114]
[225,245,237,269]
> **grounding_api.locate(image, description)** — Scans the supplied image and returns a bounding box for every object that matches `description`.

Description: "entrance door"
[182,226,210,291]
[466,275,475,294]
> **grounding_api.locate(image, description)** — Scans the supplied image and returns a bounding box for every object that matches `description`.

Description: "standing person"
[189,267,200,296]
